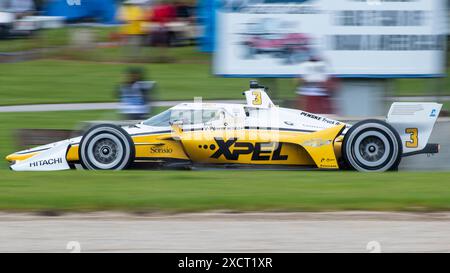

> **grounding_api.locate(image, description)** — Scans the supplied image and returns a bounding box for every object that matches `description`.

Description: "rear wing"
[387,102,442,156]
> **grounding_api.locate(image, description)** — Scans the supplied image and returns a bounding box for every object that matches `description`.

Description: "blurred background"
[0,0,449,170]
[1,2,450,253]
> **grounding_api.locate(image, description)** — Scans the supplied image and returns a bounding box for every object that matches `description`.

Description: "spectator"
[295,56,336,114]
[151,1,176,26]
[175,1,193,20]
[150,0,176,50]
[34,0,45,13]
[117,67,155,120]
[174,0,196,45]
[118,0,146,59]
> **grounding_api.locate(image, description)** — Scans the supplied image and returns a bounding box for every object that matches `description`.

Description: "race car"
[6,81,442,172]
[242,32,312,64]
[240,19,314,64]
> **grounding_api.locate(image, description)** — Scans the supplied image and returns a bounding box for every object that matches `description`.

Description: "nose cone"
[5,150,40,163]
[5,153,15,162]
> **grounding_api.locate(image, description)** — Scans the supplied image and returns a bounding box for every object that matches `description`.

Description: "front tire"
[79,124,135,170]
[342,119,402,172]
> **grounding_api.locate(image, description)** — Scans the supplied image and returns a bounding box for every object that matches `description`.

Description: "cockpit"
[142,107,229,127]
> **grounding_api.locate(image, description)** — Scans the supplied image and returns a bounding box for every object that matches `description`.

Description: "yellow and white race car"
[6,81,442,172]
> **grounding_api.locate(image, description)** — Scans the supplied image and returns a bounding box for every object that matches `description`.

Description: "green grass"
[0,58,448,106]
[51,44,212,64]
[0,27,116,53]
[0,28,72,52]
[0,170,449,212]
[393,75,450,97]
[0,59,297,105]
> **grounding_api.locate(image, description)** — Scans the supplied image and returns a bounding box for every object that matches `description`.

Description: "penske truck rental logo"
[210,138,288,161]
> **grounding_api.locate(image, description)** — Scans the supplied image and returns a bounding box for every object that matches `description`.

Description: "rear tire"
[342,119,402,172]
[79,124,135,170]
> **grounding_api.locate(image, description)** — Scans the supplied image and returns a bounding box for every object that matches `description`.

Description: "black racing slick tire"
[79,124,135,170]
[342,119,402,172]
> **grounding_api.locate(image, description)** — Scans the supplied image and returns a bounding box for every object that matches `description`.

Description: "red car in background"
[240,19,314,64]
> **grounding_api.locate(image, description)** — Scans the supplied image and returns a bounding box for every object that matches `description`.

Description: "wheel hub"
[101,146,111,155]
[359,136,385,162]
[93,139,118,164]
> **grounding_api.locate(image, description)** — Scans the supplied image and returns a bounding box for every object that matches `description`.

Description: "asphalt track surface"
[1,212,450,253]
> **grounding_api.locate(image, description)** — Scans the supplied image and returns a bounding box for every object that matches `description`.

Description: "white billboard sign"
[214,0,447,77]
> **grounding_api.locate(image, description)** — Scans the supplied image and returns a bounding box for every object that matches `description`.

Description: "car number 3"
[405,128,418,148]
[252,91,262,105]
